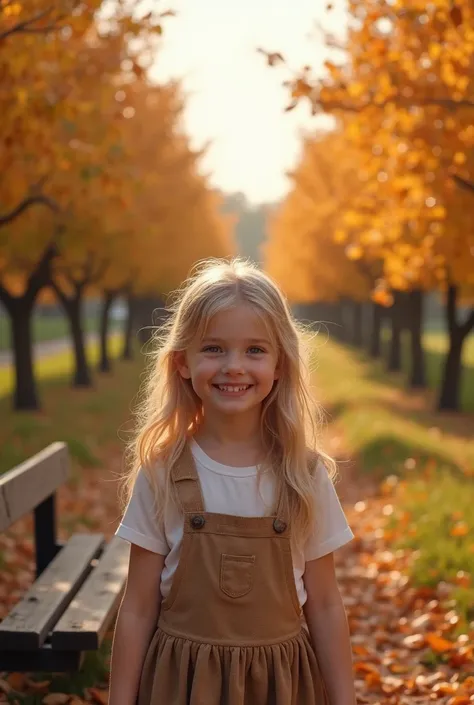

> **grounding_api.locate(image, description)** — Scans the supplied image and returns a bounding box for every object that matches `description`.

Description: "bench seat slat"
[52,537,130,651]
[0,534,105,650]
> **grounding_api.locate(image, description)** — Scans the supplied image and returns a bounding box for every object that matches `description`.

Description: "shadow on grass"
[341,341,474,442]
[355,434,464,482]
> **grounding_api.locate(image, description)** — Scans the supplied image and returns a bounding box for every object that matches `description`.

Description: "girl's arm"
[303,553,356,705]
[109,544,165,705]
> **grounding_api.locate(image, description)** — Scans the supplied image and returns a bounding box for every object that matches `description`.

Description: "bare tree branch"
[451,174,474,193]
[0,193,59,227]
[0,6,63,41]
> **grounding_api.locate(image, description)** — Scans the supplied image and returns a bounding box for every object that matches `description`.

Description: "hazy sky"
[151,0,347,205]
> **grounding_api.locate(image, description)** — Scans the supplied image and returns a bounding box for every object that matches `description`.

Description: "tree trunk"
[0,242,58,411]
[122,292,135,361]
[98,290,116,373]
[351,300,363,347]
[369,301,383,358]
[53,283,92,387]
[329,300,345,341]
[407,289,426,388]
[135,295,168,345]
[438,285,474,411]
[387,291,404,372]
[10,298,38,410]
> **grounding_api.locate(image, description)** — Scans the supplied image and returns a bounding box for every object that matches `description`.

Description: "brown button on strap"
[191,514,206,530]
[273,518,287,534]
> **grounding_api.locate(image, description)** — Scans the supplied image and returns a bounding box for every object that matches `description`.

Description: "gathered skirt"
[138,626,328,705]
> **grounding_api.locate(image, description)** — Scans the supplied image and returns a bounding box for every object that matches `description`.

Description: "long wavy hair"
[121,258,336,542]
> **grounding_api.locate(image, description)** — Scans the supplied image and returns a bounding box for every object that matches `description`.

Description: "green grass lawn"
[0,333,134,475]
[313,333,474,626]
[383,328,474,412]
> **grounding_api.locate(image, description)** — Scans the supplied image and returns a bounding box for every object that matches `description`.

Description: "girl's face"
[175,304,280,418]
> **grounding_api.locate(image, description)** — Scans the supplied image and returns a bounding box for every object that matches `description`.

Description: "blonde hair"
[121,257,336,542]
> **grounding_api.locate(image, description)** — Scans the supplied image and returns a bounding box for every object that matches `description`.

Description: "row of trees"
[1,1,235,411]
[264,0,474,411]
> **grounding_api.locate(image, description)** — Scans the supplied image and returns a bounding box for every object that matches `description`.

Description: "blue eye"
[202,345,221,353]
[248,346,265,354]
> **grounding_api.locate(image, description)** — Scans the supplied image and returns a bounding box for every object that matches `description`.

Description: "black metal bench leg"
[34,494,61,578]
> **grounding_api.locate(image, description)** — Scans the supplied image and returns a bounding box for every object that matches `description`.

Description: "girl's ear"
[174,350,191,379]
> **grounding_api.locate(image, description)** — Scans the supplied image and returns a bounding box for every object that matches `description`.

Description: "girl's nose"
[222,353,245,374]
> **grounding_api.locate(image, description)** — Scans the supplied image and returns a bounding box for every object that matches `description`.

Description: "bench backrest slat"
[0,443,70,531]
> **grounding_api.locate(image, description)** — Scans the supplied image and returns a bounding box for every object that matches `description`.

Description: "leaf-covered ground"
[1,339,473,703]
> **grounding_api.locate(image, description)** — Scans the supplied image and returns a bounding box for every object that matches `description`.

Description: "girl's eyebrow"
[201,337,271,345]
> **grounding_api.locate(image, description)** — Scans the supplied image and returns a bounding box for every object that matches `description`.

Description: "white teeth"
[217,385,249,392]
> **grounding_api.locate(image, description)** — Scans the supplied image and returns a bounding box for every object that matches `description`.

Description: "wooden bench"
[0,442,130,672]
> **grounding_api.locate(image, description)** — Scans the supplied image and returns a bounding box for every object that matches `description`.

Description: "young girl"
[110,258,356,705]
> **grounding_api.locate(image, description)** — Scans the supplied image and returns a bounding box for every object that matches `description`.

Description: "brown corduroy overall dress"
[138,446,328,705]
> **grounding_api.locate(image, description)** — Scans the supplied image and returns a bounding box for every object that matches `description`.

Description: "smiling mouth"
[212,384,253,393]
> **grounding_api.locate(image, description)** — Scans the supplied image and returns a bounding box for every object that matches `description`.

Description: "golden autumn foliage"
[0,0,234,300]
[264,0,474,410]
[265,130,373,304]
[265,0,474,298]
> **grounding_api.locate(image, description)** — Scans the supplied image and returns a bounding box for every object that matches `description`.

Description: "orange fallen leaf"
[87,689,109,705]
[432,682,457,696]
[42,695,71,705]
[389,663,412,674]
[6,674,25,691]
[353,644,370,656]
[450,522,469,537]
[447,697,470,705]
[425,633,455,653]
[354,662,380,675]
[459,676,474,693]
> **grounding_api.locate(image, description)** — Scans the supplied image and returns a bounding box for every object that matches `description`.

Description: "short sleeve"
[304,461,354,562]
[115,468,169,555]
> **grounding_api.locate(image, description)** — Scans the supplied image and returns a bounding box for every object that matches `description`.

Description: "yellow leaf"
[345,244,363,260]
[432,206,446,219]
[348,82,365,99]
[429,43,442,60]
[334,229,347,244]
[453,152,467,165]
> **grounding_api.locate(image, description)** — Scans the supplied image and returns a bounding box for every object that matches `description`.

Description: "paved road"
[0,334,98,368]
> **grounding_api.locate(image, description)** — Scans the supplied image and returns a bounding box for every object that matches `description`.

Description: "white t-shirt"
[116,440,354,607]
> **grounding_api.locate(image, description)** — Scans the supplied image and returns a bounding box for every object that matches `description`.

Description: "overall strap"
[171,443,205,514]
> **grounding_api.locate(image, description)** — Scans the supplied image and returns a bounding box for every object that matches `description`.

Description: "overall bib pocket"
[220,554,255,598]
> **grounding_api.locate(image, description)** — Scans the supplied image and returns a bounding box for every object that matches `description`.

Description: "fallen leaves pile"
[341,494,474,705]
[1,466,473,704]
[0,681,109,705]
